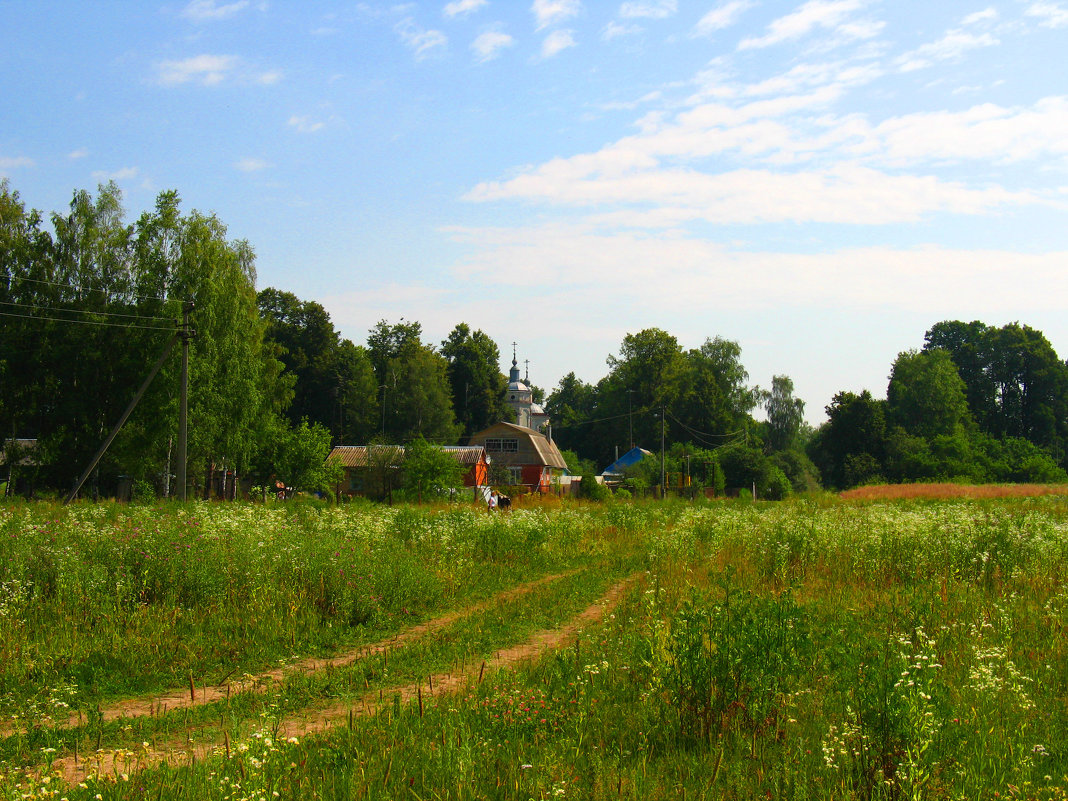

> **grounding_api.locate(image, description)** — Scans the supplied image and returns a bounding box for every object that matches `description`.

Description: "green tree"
[369,320,460,444]
[675,338,759,442]
[764,375,805,452]
[925,320,1068,463]
[545,372,599,458]
[809,390,888,490]
[440,323,508,438]
[886,349,971,440]
[401,436,466,502]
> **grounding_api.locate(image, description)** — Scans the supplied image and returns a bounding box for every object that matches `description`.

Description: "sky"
[2,0,1067,426]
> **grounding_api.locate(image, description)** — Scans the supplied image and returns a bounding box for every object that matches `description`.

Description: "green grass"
[4,496,1068,799]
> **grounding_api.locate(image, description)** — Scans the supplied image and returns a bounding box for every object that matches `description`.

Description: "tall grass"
[3,495,1068,798]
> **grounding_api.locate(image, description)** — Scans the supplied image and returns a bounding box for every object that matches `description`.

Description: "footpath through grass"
[3,495,1068,799]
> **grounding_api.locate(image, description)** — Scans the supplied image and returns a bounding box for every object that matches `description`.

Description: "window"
[484,438,518,453]
[508,466,523,485]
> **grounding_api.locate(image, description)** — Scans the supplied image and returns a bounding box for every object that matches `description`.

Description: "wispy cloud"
[1027,1,1068,27]
[738,0,863,49]
[288,115,325,133]
[602,21,639,39]
[541,29,576,58]
[447,223,1068,319]
[472,30,515,61]
[0,155,34,171]
[235,158,270,172]
[180,0,251,23]
[443,0,488,18]
[619,0,676,19]
[694,1,753,36]
[154,54,279,86]
[896,28,998,72]
[962,7,998,25]
[157,54,237,86]
[395,19,448,60]
[68,148,89,160]
[91,166,139,182]
[532,0,581,30]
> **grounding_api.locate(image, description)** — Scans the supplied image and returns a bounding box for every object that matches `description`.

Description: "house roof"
[438,446,491,465]
[601,446,654,476]
[327,445,405,468]
[327,444,488,468]
[469,421,568,470]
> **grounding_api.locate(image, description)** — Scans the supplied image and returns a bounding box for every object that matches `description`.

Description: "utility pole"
[660,405,666,500]
[177,301,194,502]
[628,389,634,450]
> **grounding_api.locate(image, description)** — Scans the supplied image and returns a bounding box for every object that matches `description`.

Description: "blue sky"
[3,0,1067,424]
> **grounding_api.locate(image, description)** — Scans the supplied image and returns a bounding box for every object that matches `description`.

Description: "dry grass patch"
[840,482,1068,500]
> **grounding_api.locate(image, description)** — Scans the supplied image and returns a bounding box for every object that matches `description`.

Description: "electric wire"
[0,309,177,331]
[3,274,171,304]
[0,299,176,324]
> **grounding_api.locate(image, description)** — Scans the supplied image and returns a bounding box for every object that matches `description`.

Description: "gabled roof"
[327,444,488,468]
[469,421,568,470]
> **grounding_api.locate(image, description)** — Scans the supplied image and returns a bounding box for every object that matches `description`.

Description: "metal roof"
[327,444,488,468]
[469,422,568,470]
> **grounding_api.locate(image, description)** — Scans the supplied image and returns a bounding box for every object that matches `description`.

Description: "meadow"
[1,494,1067,799]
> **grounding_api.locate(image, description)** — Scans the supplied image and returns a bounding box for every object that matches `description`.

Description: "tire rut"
[46,572,641,787]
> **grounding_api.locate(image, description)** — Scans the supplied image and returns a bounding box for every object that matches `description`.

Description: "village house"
[327,443,489,500]
[467,421,568,494]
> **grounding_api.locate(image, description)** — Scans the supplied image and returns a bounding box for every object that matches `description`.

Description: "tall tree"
[440,323,508,438]
[675,337,759,443]
[886,349,971,440]
[764,375,805,452]
[368,319,460,444]
[809,390,888,489]
[925,320,1068,463]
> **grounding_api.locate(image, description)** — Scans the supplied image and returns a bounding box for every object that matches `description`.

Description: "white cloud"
[154,54,279,86]
[862,97,1068,165]
[91,166,139,181]
[288,115,325,133]
[467,162,1030,225]
[619,0,676,20]
[532,0,581,30]
[68,148,88,160]
[896,29,999,72]
[695,1,753,35]
[444,0,487,18]
[602,21,639,39]
[446,223,1068,318]
[471,30,515,61]
[738,0,863,49]
[962,7,998,25]
[1027,1,1068,27]
[0,155,34,170]
[395,19,448,60]
[180,0,250,22]
[541,29,576,58]
[235,158,270,172]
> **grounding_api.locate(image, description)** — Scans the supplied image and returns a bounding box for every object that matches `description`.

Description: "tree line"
[3,181,1066,498]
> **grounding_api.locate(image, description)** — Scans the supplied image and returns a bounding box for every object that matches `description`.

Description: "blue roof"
[601,447,654,476]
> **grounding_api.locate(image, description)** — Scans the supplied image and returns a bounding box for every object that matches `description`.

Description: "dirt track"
[42,571,639,787]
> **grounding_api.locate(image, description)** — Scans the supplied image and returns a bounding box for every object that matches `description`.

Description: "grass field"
[2,493,1067,799]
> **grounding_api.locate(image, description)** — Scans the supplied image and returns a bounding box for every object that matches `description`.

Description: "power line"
[0,299,176,324]
[3,274,170,304]
[0,309,176,331]
[666,411,744,440]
